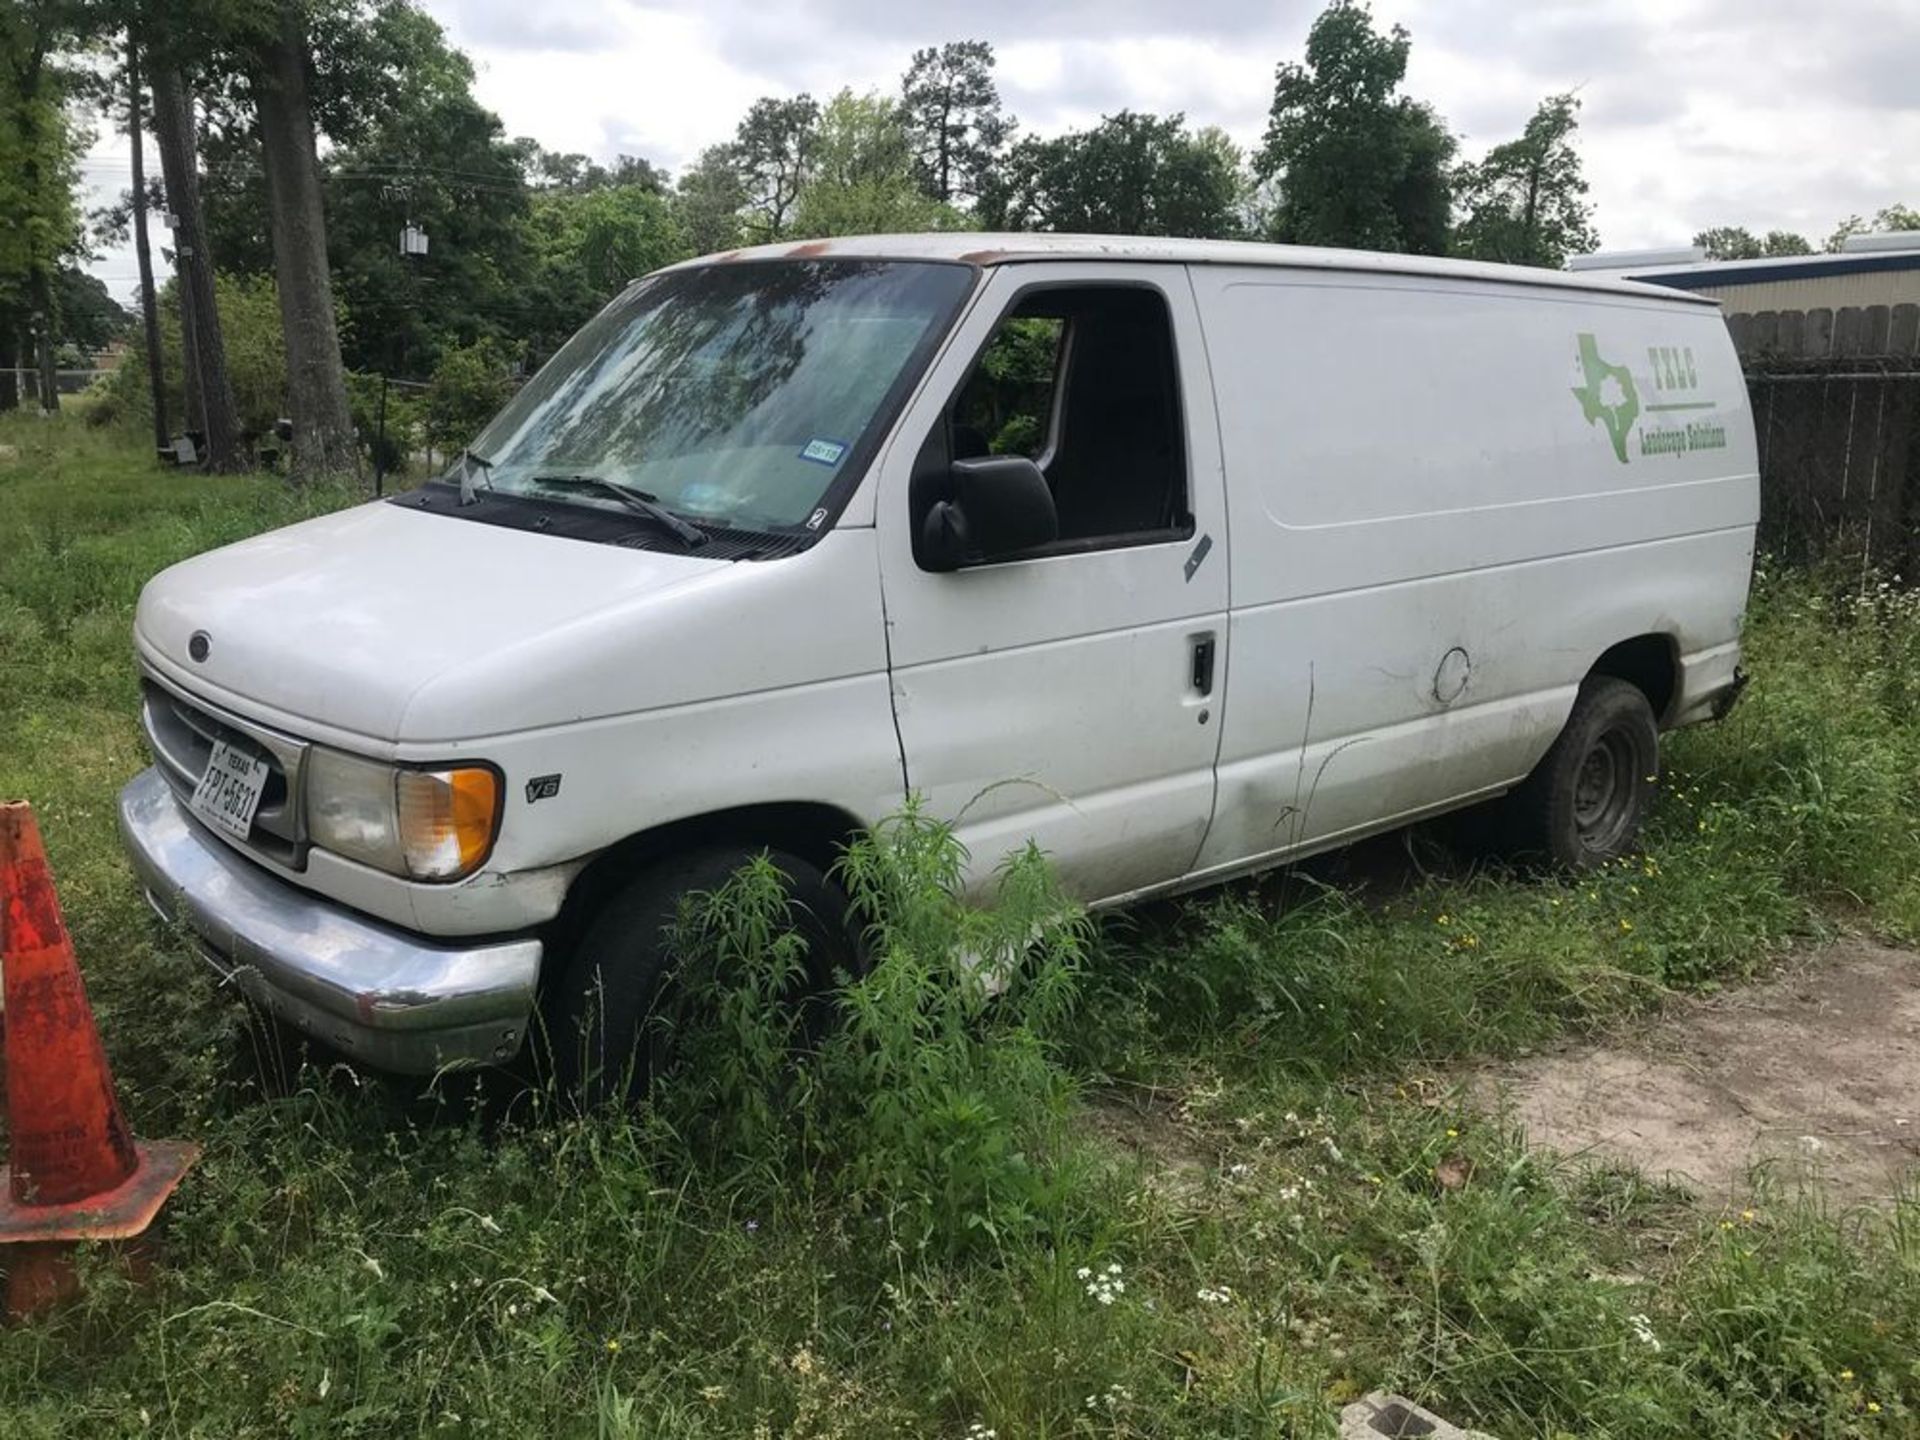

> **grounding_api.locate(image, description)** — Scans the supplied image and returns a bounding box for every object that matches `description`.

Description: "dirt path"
[1475,939,1920,1207]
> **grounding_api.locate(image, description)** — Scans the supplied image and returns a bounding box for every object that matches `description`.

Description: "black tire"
[542,847,859,1105]
[1504,676,1660,869]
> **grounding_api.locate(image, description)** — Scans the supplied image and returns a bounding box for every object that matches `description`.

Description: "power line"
[80,156,534,186]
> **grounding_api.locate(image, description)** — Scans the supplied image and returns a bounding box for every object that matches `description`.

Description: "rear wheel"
[542,847,859,1105]
[1505,677,1660,868]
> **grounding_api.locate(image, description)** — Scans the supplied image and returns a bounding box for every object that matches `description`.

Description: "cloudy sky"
[81,0,1920,297]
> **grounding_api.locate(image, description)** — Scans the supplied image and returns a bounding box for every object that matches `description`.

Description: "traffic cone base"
[0,1138,198,1244]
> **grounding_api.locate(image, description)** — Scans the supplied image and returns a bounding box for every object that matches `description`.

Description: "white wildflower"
[1628,1313,1662,1352]
[1084,1263,1126,1305]
[1197,1286,1234,1305]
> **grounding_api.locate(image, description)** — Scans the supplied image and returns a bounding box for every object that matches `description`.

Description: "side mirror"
[918,455,1057,571]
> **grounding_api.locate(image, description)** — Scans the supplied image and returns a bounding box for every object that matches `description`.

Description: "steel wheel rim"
[1574,727,1638,853]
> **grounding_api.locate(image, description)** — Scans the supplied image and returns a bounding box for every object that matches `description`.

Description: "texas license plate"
[190,739,270,841]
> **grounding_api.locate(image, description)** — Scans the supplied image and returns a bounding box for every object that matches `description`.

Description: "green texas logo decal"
[1571,333,1728,463]
[1571,333,1640,463]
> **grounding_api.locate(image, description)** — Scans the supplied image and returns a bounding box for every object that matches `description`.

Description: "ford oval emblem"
[188,631,212,663]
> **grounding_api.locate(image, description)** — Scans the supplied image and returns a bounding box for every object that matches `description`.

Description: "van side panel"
[1188,267,1757,876]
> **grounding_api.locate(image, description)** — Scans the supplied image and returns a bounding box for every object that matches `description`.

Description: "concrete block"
[1339,1392,1498,1440]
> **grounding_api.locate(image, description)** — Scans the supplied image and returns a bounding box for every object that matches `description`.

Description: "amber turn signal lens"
[396,766,500,880]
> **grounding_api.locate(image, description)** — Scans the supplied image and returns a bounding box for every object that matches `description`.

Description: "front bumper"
[118,767,542,1073]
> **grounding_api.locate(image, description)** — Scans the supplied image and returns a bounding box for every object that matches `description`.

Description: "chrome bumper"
[118,767,542,1074]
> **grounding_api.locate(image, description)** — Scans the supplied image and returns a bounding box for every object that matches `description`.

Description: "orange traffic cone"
[0,801,199,1320]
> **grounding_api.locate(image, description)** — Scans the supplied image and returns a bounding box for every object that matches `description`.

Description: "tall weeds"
[660,805,1092,1256]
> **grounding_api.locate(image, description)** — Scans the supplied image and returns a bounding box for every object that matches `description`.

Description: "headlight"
[306,749,501,881]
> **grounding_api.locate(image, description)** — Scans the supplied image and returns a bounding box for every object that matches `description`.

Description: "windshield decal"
[799,437,849,466]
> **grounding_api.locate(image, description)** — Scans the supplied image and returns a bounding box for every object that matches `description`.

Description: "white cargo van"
[119,234,1757,1081]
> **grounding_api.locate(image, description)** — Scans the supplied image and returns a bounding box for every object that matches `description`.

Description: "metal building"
[1570,235,1920,315]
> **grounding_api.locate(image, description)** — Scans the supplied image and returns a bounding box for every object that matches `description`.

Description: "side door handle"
[1190,634,1216,696]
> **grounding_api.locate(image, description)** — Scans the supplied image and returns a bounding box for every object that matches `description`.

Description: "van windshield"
[459,259,975,533]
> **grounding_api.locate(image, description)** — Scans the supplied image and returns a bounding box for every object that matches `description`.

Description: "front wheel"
[542,847,860,1105]
[1504,677,1660,869]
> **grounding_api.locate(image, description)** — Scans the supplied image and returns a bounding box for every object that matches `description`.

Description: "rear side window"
[946,286,1190,547]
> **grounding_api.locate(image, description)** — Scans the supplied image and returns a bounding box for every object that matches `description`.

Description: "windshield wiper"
[529,474,708,547]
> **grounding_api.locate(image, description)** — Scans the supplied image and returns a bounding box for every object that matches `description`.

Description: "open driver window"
[946,285,1190,548]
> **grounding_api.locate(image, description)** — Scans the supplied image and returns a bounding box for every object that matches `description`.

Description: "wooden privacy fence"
[1724,303,1920,571]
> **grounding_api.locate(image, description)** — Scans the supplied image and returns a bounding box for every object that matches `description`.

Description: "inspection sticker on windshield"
[191,739,270,842]
[798,437,848,466]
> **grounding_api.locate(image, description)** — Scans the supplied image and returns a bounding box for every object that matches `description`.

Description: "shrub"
[660,804,1091,1256]
[422,336,518,459]
[100,273,287,442]
[344,371,424,478]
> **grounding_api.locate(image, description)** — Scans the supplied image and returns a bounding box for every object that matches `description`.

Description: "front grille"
[141,675,311,869]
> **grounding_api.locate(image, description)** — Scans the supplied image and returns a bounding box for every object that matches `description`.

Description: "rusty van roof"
[656,232,1718,306]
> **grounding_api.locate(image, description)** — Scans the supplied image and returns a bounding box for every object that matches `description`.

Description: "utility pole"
[127,40,169,458]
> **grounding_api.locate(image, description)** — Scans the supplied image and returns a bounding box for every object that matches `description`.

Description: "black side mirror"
[918,455,1058,571]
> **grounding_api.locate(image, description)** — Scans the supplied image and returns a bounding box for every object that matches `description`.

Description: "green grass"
[3,414,1919,1438]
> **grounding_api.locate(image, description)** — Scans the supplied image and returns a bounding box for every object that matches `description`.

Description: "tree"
[733,95,819,242]
[148,54,245,463]
[55,267,131,351]
[1692,226,1813,260]
[676,145,748,256]
[1256,0,1456,254]
[516,145,669,195]
[1452,93,1597,269]
[1827,204,1920,252]
[522,184,686,357]
[423,335,515,458]
[241,0,358,478]
[125,38,168,451]
[791,89,960,238]
[899,40,1012,205]
[987,111,1242,239]
[0,0,87,413]
[319,24,533,379]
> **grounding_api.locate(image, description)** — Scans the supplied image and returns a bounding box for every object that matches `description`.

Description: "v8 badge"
[525,774,562,805]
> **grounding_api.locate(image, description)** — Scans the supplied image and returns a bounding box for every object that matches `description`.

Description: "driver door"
[874,263,1229,902]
